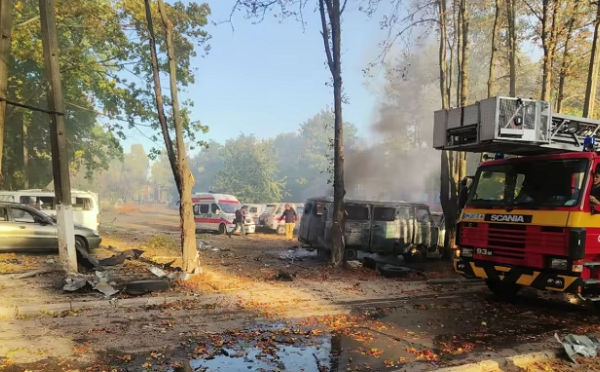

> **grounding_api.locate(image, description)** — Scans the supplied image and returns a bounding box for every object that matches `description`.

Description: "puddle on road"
[189,340,330,372]
[164,323,426,372]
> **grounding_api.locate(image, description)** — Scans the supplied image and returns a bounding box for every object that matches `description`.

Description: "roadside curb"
[0,295,196,319]
[412,349,562,372]
[426,278,482,285]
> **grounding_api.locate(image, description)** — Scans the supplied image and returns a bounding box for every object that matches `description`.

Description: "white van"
[0,189,100,233]
[192,193,256,234]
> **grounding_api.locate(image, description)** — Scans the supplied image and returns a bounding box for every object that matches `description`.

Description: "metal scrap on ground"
[555,333,600,363]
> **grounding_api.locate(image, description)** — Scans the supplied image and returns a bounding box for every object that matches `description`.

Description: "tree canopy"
[3,0,211,189]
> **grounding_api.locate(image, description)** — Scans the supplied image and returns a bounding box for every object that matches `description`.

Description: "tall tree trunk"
[488,0,500,98]
[438,0,449,108]
[454,0,462,106]
[437,0,455,260]
[556,2,578,113]
[144,0,198,273]
[584,3,600,118]
[157,0,198,273]
[0,0,14,187]
[23,115,29,188]
[320,0,346,266]
[540,0,558,102]
[506,0,516,96]
[459,0,469,106]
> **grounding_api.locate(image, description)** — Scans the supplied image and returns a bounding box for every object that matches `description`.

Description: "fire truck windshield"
[468,158,589,208]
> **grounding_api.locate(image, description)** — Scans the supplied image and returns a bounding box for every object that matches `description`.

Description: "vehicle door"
[298,202,312,242]
[370,205,398,253]
[322,203,333,249]
[193,203,210,231]
[0,206,19,250]
[307,201,326,247]
[345,203,371,249]
[207,203,224,229]
[397,205,413,253]
[415,205,437,250]
[431,213,446,249]
[247,205,259,225]
[8,206,57,250]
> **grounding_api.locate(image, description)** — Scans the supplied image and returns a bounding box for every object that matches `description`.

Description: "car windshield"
[469,158,588,208]
[220,203,241,214]
[262,205,276,215]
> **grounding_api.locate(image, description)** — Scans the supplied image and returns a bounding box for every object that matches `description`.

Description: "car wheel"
[218,223,226,235]
[276,225,286,235]
[75,236,89,254]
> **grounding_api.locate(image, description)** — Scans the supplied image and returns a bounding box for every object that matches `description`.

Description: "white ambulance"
[0,189,100,233]
[191,193,256,234]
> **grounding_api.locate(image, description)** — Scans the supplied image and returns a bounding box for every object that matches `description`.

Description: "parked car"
[242,203,267,227]
[298,197,442,261]
[258,202,304,235]
[0,202,102,252]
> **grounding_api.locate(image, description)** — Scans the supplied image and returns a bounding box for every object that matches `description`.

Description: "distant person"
[228,206,248,238]
[279,204,297,240]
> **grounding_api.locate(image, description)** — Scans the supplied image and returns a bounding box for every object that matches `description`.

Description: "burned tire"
[276,225,286,235]
[75,236,89,254]
[378,264,411,278]
[125,280,170,296]
[485,280,521,298]
[218,223,227,235]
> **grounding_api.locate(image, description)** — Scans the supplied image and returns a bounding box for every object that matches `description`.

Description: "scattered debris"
[12,269,54,279]
[555,333,600,363]
[270,270,296,281]
[124,279,170,296]
[98,249,145,266]
[346,260,362,269]
[63,276,91,292]
[197,240,214,250]
[75,245,103,271]
[148,265,201,280]
[63,271,119,298]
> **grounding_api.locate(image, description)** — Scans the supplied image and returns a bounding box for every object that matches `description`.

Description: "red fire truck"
[434,97,600,310]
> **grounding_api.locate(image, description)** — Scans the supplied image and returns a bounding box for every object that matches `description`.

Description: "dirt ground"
[2,204,598,372]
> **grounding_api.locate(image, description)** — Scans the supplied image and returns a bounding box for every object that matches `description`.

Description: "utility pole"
[39,0,77,273]
[0,0,14,186]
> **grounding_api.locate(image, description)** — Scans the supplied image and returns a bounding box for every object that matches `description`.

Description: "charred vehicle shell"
[298,197,443,261]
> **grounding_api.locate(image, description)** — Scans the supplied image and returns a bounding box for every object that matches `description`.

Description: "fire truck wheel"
[485,280,521,298]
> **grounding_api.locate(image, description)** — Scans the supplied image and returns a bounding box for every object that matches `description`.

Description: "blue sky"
[122,0,393,155]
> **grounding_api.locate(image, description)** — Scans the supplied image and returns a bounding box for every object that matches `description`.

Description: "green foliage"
[213,135,285,203]
[3,0,211,189]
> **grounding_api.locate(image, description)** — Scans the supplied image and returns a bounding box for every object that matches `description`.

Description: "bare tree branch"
[15,16,40,28]
[319,0,334,73]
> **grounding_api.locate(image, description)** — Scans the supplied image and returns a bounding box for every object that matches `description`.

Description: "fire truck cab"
[434,96,600,309]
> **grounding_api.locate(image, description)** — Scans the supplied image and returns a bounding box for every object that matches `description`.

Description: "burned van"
[298,196,331,248]
[298,197,441,261]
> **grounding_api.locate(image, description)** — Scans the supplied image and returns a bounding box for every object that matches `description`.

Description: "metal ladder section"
[548,112,600,152]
